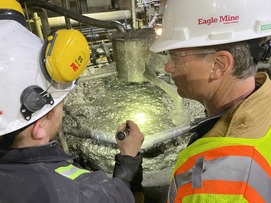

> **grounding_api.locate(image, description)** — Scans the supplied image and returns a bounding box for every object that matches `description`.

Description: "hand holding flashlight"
[116,126,130,140]
[115,120,144,157]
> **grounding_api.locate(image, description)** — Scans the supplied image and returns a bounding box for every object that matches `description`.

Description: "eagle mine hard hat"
[151,0,271,52]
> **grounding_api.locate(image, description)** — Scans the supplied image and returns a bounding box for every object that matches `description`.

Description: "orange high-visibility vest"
[168,128,271,203]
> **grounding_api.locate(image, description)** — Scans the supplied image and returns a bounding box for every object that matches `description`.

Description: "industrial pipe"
[64,124,191,152]
[32,12,43,40]
[19,0,127,33]
[131,0,136,29]
[48,10,132,29]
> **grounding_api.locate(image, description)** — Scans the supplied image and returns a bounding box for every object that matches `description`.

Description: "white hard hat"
[150,0,271,52]
[0,20,90,136]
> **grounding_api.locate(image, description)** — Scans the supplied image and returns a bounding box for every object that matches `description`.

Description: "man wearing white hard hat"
[0,1,144,202]
[150,0,271,202]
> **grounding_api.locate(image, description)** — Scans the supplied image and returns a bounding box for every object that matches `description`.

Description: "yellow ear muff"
[43,29,90,83]
[0,0,26,26]
[0,0,24,16]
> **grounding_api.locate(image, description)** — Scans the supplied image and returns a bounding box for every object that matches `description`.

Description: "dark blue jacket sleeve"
[78,170,135,203]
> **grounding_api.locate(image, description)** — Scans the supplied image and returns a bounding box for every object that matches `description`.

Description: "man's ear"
[31,119,47,140]
[210,51,234,80]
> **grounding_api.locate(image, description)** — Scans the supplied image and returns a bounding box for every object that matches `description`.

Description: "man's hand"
[116,120,144,157]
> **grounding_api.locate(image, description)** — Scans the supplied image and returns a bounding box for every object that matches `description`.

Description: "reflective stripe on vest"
[168,145,271,203]
[55,164,90,180]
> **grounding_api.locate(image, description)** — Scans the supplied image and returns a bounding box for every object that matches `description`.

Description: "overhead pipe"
[19,0,127,33]
[48,10,132,29]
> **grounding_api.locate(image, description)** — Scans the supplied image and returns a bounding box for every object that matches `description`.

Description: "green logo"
[261,24,271,31]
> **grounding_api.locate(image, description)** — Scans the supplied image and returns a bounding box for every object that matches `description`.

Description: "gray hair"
[197,40,257,79]
[214,41,257,79]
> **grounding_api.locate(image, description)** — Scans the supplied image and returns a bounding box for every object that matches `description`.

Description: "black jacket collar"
[0,141,73,164]
[187,115,222,146]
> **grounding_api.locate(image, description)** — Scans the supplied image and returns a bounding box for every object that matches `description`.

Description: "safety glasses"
[167,49,216,68]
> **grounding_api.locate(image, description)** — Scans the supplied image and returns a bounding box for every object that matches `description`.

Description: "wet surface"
[61,62,205,187]
[64,75,185,136]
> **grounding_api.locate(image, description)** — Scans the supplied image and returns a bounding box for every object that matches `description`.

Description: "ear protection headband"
[20,29,90,121]
[259,39,271,62]
[249,38,271,63]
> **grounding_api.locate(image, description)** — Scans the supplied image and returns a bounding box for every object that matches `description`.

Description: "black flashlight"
[116,125,129,141]
[116,131,127,140]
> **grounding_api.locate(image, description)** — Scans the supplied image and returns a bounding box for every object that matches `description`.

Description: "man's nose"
[164,61,175,73]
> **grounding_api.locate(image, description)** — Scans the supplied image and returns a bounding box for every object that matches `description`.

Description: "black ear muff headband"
[0,9,26,27]
[19,32,59,121]
[260,39,271,62]
[40,31,58,82]
[249,38,271,63]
